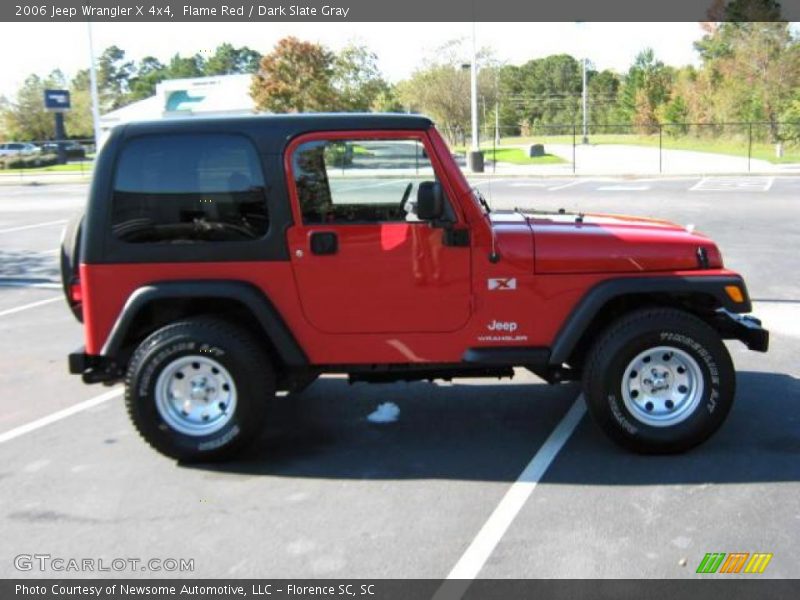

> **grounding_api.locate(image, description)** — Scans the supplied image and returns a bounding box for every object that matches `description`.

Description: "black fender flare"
[100,280,307,367]
[548,275,751,365]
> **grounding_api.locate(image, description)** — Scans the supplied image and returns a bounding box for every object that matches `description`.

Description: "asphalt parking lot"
[0,176,798,580]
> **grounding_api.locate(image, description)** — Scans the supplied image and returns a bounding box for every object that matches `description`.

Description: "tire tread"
[124,317,272,461]
[582,307,734,454]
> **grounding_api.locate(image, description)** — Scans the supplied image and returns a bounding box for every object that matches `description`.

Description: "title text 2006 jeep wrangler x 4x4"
[63,114,768,461]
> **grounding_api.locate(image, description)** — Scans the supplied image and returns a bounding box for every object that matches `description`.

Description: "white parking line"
[329,179,419,195]
[444,396,586,581]
[0,296,61,318]
[0,281,61,290]
[690,177,773,192]
[595,185,650,191]
[509,181,552,188]
[753,301,800,340]
[548,180,587,192]
[0,388,122,445]
[0,219,67,234]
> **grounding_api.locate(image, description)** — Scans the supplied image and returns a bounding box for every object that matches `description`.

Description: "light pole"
[87,22,102,151]
[470,22,479,152]
[582,56,589,144]
[576,22,589,145]
[468,22,483,172]
[494,67,500,146]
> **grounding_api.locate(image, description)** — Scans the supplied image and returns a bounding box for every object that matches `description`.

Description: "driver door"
[286,134,471,334]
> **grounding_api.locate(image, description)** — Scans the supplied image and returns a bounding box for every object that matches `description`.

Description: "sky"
[0,22,706,99]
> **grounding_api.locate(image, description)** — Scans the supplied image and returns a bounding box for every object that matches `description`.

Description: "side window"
[111,134,268,243]
[292,138,444,224]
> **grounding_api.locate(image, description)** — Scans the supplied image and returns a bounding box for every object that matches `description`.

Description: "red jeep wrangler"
[63,114,768,461]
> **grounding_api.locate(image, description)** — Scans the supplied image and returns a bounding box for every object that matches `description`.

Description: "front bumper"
[714,309,769,352]
[69,347,122,384]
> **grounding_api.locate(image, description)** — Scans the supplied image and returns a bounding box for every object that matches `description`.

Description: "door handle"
[310,231,338,255]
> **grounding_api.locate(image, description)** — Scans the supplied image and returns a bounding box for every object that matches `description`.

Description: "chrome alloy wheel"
[155,355,237,436]
[621,346,704,428]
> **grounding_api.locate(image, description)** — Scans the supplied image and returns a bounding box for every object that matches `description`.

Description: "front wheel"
[125,318,272,461]
[583,308,735,454]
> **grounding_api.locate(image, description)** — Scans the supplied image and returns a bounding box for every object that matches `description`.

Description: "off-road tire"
[583,307,735,454]
[125,318,273,462]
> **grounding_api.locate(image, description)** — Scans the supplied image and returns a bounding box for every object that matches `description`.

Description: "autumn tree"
[250,37,337,113]
[695,20,800,140]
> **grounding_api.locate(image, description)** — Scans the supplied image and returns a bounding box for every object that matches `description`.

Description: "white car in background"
[0,142,41,157]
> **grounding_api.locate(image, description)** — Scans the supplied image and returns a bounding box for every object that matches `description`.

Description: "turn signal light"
[725,285,744,303]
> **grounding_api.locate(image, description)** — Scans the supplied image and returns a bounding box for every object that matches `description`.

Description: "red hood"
[491,210,723,274]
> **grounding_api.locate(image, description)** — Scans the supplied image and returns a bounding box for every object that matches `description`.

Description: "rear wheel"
[583,308,735,454]
[125,318,272,461]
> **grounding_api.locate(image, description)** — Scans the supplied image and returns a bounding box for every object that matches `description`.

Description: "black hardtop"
[117,113,434,154]
[83,113,434,265]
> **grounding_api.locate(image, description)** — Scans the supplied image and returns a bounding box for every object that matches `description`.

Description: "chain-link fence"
[463,121,800,174]
[0,138,95,180]
[4,124,800,179]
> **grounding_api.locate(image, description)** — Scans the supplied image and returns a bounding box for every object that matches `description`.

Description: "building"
[99,74,257,140]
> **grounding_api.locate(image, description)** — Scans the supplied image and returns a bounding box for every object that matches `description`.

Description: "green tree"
[127,56,167,102]
[616,49,673,130]
[495,55,595,135]
[2,71,68,140]
[397,64,471,142]
[65,69,95,139]
[250,37,337,112]
[97,45,133,110]
[204,43,261,75]
[525,55,583,125]
[331,44,389,111]
[165,53,205,79]
[396,39,496,144]
[660,95,690,135]
[587,69,621,128]
[370,84,404,112]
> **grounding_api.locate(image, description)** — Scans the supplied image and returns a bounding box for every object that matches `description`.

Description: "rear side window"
[111,134,268,243]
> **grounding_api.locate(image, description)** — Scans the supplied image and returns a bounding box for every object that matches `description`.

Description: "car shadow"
[545,370,800,487]
[186,370,800,486]
[0,249,59,282]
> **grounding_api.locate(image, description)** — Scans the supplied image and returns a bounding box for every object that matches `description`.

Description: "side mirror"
[416,181,444,221]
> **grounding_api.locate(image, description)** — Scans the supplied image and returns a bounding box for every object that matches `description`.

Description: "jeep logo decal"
[487,320,518,332]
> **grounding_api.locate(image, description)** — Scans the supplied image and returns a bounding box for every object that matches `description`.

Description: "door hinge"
[443,227,470,247]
